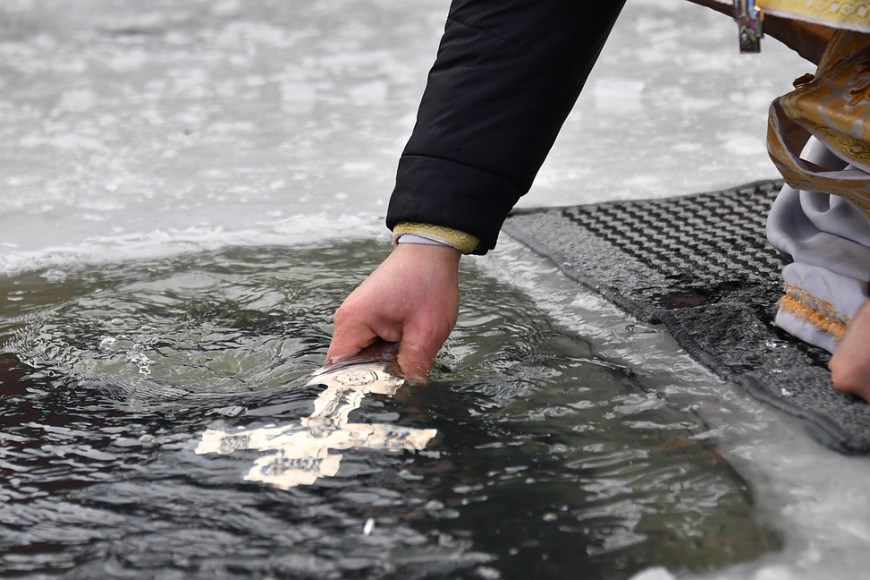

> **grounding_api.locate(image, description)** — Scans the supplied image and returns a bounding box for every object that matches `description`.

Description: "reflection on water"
[0,241,780,578]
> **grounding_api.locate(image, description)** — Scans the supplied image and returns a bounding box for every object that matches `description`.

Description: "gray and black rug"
[503,179,870,454]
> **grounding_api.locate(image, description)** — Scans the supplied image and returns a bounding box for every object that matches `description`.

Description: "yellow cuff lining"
[779,284,850,342]
[392,222,480,255]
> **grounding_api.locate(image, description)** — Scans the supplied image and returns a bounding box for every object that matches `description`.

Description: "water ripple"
[0,243,780,578]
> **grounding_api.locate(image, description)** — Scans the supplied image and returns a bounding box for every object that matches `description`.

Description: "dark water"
[0,241,779,579]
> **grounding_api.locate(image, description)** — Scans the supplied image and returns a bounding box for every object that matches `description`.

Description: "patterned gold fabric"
[757,0,870,33]
[767,30,870,219]
[781,31,870,170]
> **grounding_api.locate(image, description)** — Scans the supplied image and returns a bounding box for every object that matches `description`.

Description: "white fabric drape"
[767,136,870,352]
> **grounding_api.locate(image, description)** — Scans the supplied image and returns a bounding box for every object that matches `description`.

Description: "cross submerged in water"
[195,361,437,489]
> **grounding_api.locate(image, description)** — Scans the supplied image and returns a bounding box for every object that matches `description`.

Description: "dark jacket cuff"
[386,155,522,255]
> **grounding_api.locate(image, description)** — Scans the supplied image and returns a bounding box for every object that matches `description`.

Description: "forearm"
[387,0,627,254]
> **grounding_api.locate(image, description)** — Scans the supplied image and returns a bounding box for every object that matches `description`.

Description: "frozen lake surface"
[2,0,870,578]
[0,243,781,578]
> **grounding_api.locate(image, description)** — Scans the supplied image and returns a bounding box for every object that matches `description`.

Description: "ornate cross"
[196,361,437,489]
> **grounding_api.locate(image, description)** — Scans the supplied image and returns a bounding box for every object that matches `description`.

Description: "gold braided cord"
[758,0,870,32]
[392,222,480,254]
[779,284,850,341]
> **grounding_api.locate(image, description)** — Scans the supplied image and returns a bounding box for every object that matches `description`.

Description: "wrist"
[392,222,480,254]
[392,239,461,267]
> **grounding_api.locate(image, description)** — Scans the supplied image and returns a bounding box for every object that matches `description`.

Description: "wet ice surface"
[1,0,869,578]
[0,0,812,269]
[480,240,870,580]
[0,0,428,267]
[0,244,779,578]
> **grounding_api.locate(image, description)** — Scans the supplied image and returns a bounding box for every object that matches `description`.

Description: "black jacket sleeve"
[386,1,626,254]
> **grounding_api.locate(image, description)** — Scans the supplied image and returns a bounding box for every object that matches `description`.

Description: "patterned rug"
[503,180,870,454]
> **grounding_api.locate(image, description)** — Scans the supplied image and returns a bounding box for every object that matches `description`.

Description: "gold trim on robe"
[757,0,870,33]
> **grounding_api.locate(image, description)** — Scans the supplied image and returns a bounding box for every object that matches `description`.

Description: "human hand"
[830,300,870,401]
[326,243,461,383]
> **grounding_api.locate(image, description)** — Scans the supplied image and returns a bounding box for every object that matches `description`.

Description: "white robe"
[767,136,870,352]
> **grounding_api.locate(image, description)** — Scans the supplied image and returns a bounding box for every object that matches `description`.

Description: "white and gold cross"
[195,360,437,489]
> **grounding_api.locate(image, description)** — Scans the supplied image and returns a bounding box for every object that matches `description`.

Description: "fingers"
[396,333,440,385]
[396,305,458,383]
[328,313,442,382]
[327,301,402,364]
[830,301,870,400]
[325,320,378,364]
[396,343,433,384]
[330,306,452,383]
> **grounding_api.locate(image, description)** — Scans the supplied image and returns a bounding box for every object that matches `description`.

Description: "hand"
[327,243,461,383]
[830,300,870,401]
